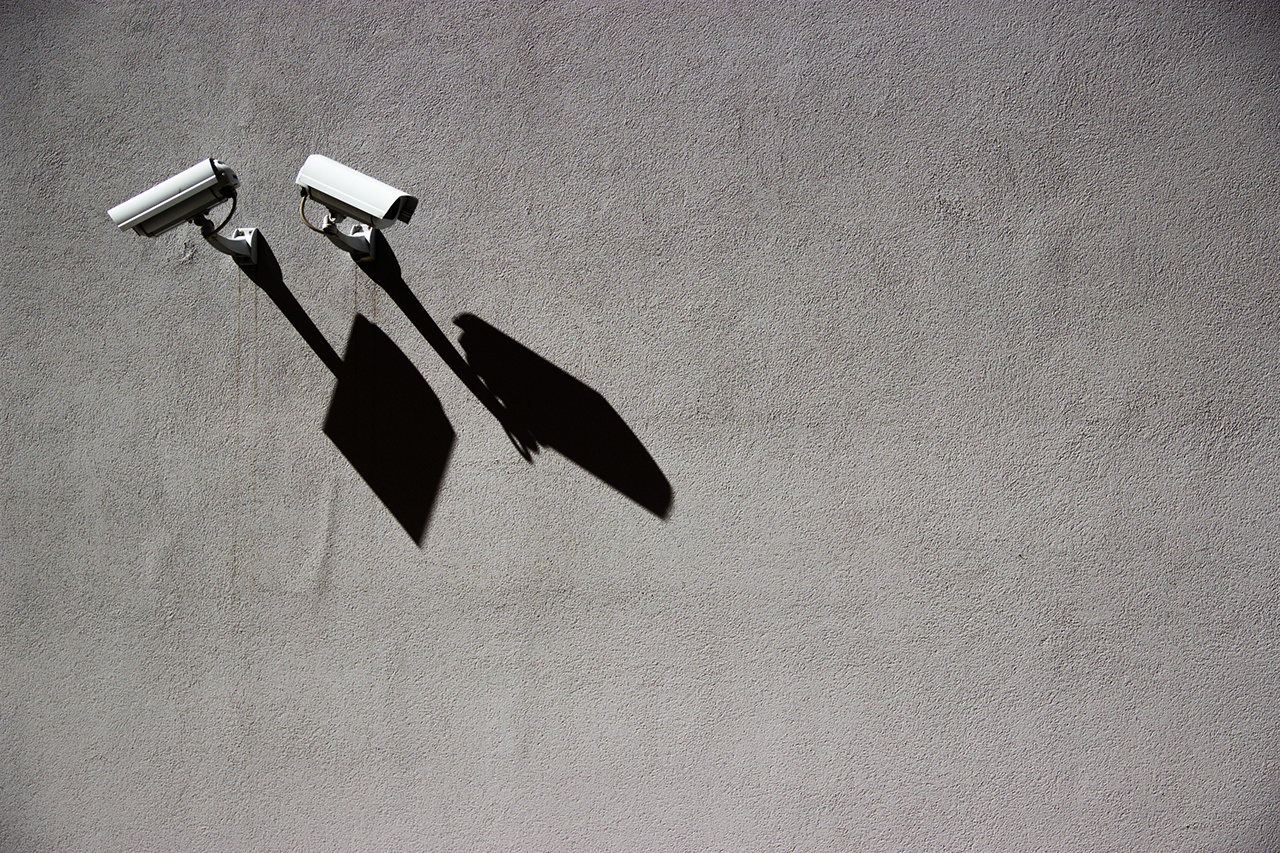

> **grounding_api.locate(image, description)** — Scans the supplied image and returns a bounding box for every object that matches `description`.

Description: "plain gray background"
[3,1,1279,850]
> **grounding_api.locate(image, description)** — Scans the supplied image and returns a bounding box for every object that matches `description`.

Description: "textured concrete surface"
[3,1,1280,850]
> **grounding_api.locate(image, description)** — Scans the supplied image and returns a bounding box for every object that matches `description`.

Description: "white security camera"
[109,159,238,237]
[108,158,259,265]
[296,155,418,260]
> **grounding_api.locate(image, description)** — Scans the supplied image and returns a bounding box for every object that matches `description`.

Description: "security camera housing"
[295,155,417,230]
[108,159,240,237]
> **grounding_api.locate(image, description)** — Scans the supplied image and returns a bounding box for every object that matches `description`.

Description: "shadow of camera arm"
[238,234,344,376]
[353,233,534,460]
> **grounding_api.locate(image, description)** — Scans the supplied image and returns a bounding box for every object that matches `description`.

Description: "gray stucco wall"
[4,2,1280,850]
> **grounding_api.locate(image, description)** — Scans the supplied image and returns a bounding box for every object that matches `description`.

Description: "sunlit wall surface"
[3,2,1279,850]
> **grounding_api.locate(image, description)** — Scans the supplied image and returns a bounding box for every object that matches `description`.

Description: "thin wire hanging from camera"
[207,192,238,234]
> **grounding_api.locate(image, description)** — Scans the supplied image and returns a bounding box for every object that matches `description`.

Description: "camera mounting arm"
[194,214,260,267]
[320,215,375,262]
[297,195,374,262]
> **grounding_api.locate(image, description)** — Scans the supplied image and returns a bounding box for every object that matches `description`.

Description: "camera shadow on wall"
[353,231,672,520]
[241,236,453,544]
[244,231,670,543]
[455,314,672,519]
[323,314,454,545]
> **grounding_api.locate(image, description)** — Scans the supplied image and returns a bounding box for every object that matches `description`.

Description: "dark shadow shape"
[324,314,455,544]
[240,235,343,375]
[353,231,535,460]
[239,237,451,544]
[454,314,672,519]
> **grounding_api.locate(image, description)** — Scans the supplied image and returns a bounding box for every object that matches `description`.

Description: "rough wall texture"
[3,1,1280,850]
